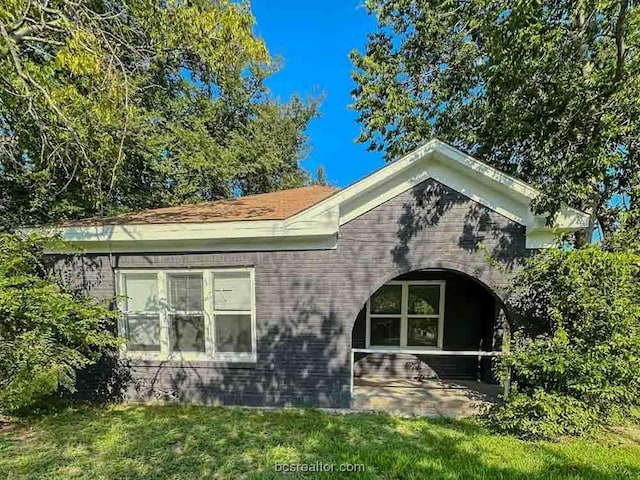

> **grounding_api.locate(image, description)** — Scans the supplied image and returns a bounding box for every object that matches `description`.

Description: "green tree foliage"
[0,0,318,229]
[491,245,640,438]
[604,208,640,254]
[0,234,120,413]
[351,0,640,244]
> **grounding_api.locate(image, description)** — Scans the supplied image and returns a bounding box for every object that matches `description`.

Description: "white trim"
[24,139,590,252]
[365,298,371,349]
[366,280,445,350]
[288,139,588,229]
[400,284,409,347]
[36,235,337,254]
[525,229,563,249]
[352,348,502,356]
[203,271,214,360]
[116,267,257,362]
[287,139,589,248]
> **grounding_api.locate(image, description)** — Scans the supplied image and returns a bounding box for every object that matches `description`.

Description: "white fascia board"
[24,206,341,253]
[42,234,338,254]
[284,141,441,226]
[25,139,590,253]
[525,230,562,249]
[27,207,339,244]
[288,139,589,238]
[430,142,590,229]
[432,141,540,200]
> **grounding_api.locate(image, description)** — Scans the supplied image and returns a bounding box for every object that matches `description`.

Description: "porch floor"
[352,377,501,418]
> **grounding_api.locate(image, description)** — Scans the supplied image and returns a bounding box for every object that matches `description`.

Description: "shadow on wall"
[54,252,350,408]
[53,253,133,404]
[133,272,349,408]
[351,179,523,388]
[392,180,525,274]
[68,350,133,404]
[52,252,107,297]
[50,177,526,408]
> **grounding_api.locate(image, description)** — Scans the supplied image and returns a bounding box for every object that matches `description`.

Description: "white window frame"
[116,268,257,362]
[365,280,445,350]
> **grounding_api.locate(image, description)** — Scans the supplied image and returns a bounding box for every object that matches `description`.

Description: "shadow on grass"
[1,405,639,479]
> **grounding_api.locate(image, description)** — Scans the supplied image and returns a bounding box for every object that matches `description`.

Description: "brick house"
[34,140,588,407]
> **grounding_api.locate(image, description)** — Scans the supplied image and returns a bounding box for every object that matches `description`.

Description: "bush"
[0,234,120,414]
[490,245,640,438]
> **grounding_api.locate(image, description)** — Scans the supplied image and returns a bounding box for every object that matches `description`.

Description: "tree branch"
[613,0,629,82]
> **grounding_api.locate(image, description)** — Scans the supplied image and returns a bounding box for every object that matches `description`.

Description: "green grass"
[1,405,639,479]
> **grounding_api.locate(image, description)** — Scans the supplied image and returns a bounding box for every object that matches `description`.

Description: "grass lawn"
[1,405,639,479]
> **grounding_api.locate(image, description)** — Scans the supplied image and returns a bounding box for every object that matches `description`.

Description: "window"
[168,273,206,353]
[117,268,256,361]
[367,281,445,349]
[213,272,253,354]
[121,274,161,352]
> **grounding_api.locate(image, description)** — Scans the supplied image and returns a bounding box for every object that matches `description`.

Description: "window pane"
[214,271,251,311]
[126,314,160,351]
[168,273,203,311]
[170,314,205,352]
[407,317,438,347]
[370,284,402,314]
[124,274,158,312]
[408,285,440,315]
[215,314,252,353]
[370,317,401,346]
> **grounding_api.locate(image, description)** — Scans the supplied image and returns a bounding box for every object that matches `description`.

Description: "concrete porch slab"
[352,378,500,418]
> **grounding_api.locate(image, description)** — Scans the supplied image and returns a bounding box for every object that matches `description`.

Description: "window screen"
[214,271,252,311]
[123,274,160,352]
[168,273,205,353]
[215,314,252,353]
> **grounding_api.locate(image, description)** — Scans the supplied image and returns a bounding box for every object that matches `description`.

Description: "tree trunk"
[575,195,600,247]
[575,216,596,247]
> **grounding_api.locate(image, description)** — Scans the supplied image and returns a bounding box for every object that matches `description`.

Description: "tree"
[0,0,318,229]
[351,0,640,245]
[491,245,640,438]
[313,165,328,186]
[0,234,120,413]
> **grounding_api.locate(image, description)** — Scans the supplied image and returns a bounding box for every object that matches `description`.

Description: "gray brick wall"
[55,179,526,407]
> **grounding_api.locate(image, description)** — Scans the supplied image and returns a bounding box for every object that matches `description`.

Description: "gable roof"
[28,139,590,252]
[288,139,589,230]
[64,185,338,226]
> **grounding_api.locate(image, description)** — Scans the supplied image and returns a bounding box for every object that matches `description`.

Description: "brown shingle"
[64,185,339,226]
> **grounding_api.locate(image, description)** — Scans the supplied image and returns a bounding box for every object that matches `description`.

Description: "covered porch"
[349,268,508,417]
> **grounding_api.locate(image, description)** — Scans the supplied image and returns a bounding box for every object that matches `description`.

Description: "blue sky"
[252,1,384,188]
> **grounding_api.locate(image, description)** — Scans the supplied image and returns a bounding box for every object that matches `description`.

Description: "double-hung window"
[118,268,256,362]
[366,281,445,349]
[120,273,161,352]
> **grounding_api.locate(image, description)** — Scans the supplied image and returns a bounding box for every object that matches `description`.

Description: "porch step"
[351,382,499,418]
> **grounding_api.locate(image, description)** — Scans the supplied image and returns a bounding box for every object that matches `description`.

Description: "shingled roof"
[65,185,338,226]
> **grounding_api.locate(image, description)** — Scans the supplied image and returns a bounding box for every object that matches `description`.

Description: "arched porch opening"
[349,268,509,415]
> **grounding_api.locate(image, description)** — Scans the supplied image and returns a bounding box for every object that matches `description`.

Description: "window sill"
[366,345,442,351]
[122,352,257,364]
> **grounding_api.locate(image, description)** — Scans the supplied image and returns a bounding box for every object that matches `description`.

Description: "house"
[35,139,589,408]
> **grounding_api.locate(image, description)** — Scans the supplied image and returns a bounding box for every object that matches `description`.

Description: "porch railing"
[350,348,510,400]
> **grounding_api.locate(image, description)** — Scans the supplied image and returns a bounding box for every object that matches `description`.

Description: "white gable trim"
[25,139,589,252]
[286,139,589,233]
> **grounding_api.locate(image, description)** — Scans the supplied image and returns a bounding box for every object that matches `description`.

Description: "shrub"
[0,234,120,413]
[490,245,640,438]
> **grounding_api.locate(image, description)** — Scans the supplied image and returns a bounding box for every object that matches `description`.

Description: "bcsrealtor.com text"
[275,462,365,473]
